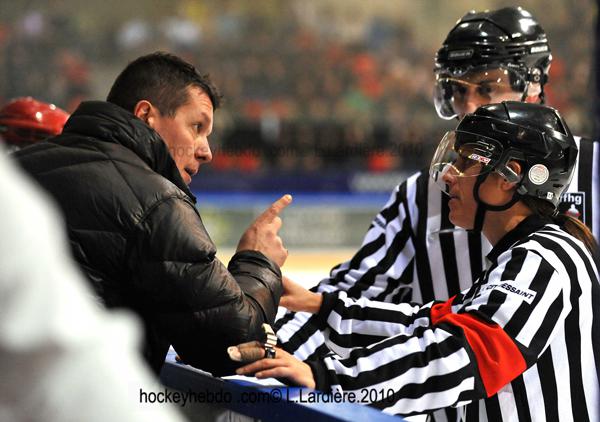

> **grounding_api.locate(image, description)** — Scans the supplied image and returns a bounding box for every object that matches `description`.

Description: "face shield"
[434,65,529,119]
[429,131,503,193]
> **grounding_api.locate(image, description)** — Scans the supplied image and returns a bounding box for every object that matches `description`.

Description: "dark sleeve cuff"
[312,291,339,329]
[228,250,282,278]
[228,250,283,323]
[306,359,332,392]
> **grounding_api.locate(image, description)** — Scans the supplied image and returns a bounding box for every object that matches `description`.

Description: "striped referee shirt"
[276,138,599,361]
[306,215,600,420]
[275,138,598,421]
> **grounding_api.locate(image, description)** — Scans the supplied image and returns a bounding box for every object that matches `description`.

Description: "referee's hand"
[236,194,292,267]
[234,346,316,389]
[281,276,323,314]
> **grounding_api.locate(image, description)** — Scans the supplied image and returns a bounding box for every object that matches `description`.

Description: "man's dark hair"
[106,51,221,116]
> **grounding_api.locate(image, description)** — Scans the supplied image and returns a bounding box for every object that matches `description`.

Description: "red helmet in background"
[0,97,69,148]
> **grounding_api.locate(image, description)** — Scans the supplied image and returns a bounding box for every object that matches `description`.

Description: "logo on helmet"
[530,45,549,53]
[467,153,492,164]
[448,49,474,60]
[528,164,550,185]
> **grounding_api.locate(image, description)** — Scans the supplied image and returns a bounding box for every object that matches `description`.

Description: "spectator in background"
[14,52,291,376]
[0,137,183,421]
[0,97,69,152]
[1,4,592,174]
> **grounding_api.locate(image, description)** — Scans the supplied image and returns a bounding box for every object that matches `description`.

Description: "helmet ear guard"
[494,154,525,185]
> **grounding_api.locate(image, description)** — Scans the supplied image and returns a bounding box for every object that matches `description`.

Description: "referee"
[275,8,599,420]
[276,6,598,356]
[242,102,600,421]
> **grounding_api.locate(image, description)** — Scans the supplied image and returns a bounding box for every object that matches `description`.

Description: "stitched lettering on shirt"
[479,282,536,304]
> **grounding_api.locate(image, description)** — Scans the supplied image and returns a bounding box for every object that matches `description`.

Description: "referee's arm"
[275,177,419,359]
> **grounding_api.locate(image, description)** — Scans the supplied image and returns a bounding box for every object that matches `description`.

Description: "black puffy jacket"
[14,101,283,375]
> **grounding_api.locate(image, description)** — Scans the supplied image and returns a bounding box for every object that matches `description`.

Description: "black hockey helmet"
[430,101,577,209]
[434,7,552,119]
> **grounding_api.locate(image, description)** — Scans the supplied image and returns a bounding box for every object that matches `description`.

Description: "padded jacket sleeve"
[128,195,283,375]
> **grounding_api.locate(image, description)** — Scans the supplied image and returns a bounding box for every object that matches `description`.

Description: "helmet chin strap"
[519,82,530,103]
[538,79,547,105]
[468,172,522,232]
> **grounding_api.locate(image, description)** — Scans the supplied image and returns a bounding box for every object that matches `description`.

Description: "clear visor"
[429,131,498,193]
[434,65,528,119]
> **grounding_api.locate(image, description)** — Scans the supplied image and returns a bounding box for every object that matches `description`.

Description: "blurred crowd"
[0,2,593,175]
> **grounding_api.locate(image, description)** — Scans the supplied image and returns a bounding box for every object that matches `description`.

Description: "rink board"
[160,350,403,422]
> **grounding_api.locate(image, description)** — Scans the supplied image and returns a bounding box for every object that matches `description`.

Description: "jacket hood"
[62,101,195,201]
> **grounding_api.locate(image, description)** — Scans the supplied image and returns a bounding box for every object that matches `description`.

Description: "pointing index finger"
[259,194,292,222]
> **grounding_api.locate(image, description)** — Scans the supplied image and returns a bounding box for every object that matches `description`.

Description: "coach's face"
[143,86,214,184]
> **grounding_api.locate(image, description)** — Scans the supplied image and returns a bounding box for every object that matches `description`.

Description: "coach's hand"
[237,194,292,267]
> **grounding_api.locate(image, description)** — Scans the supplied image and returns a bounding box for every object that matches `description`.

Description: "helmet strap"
[470,202,487,233]
[520,81,530,102]
[539,80,546,104]
[469,173,490,233]
[519,82,529,103]
[469,172,522,232]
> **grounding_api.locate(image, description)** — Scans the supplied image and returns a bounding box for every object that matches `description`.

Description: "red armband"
[431,298,526,397]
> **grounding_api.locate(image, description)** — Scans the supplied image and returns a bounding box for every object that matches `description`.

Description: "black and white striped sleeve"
[275,173,421,360]
[313,292,432,359]
[307,242,572,417]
